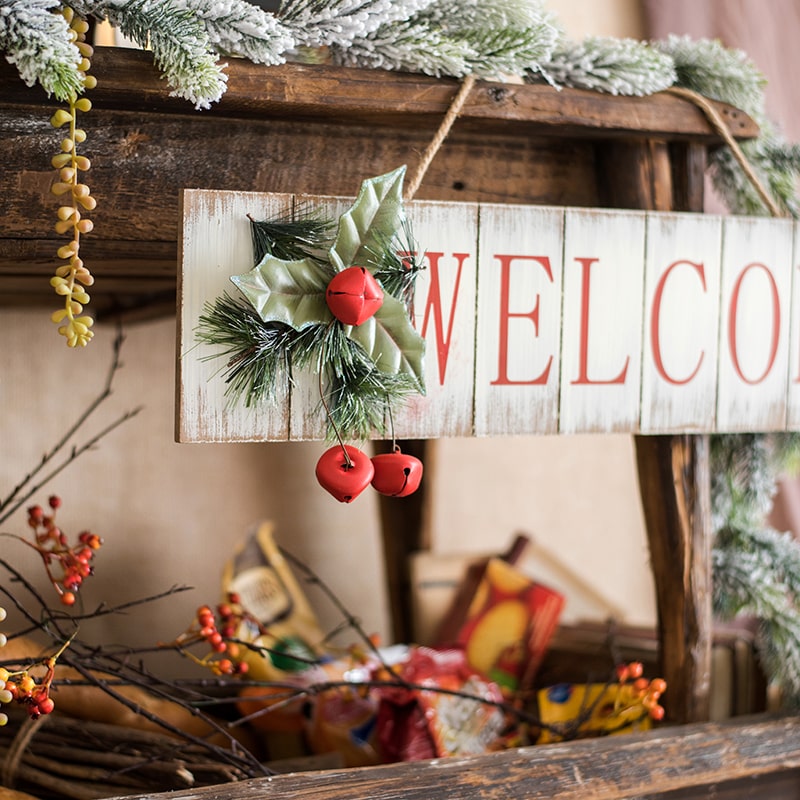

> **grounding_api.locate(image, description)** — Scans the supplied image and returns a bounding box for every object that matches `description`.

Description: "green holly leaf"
[230,255,332,329]
[347,291,426,392]
[330,166,407,273]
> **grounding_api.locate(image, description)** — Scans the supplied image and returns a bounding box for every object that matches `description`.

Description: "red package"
[375,647,505,762]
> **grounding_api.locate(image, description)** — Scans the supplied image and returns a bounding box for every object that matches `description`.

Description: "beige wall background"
[1,1,654,671]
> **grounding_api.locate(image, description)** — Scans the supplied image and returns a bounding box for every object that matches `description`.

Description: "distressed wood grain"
[716,217,794,432]
[640,212,722,433]
[558,208,646,434]
[474,204,564,435]
[115,715,800,800]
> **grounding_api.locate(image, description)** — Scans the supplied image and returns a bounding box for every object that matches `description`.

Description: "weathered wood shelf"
[119,715,800,800]
[0,47,757,317]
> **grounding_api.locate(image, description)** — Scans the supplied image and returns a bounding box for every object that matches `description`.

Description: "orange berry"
[628,662,644,679]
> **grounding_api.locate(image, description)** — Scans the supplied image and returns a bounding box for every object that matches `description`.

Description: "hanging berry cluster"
[614,661,667,722]
[0,654,60,721]
[0,626,73,724]
[25,495,103,606]
[169,593,253,677]
[49,7,97,348]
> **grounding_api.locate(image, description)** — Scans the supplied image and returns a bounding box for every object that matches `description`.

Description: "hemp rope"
[403,79,780,218]
[403,73,477,203]
[666,85,783,218]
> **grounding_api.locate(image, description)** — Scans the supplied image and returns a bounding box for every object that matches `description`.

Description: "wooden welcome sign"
[177,188,800,442]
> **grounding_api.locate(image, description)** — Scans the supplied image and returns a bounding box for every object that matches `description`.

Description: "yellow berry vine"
[49,7,97,348]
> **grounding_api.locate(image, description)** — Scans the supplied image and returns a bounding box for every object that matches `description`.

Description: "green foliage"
[0,0,84,102]
[655,34,766,121]
[711,433,800,701]
[535,36,676,96]
[249,214,335,264]
[199,170,425,440]
[72,0,228,108]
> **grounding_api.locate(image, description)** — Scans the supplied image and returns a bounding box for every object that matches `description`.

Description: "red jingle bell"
[315,444,375,503]
[325,266,384,326]
[370,448,423,497]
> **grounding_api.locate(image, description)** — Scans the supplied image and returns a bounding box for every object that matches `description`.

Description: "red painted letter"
[571,257,630,385]
[419,252,469,386]
[492,254,554,386]
[728,262,781,385]
[651,260,706,385]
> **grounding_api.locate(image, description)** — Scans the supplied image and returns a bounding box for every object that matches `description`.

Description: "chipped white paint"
[177,189,800,441]
[640,212,722,433]
[715,217,794,432]
[558,208,646,434]
[474,204,563,436]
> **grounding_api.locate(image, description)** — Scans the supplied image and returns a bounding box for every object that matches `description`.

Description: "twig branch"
[0,329,140,526]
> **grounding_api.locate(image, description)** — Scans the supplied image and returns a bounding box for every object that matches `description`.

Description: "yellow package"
[222,521,326,682]
[536,682,653,743]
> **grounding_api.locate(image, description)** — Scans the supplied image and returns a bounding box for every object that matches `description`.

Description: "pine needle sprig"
[371,219,425,310]
[330,17,472,77]
[713,524,800,697]
[461,23,559,80]
[711,432,800,702]
[655,34,766,122]
[196,292,300,407]
[320,323,419,439]
[412,0,560,79]
[248,213,336,264]
[73,0,228,109]
[0,0,84,102]
[279,0,436,50]
[535,36,676,96]
[172,0,294,65]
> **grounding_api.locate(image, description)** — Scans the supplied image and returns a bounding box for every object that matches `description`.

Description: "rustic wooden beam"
[0,48,760,142]
[374,439,433,643]
[114,715,800,800]
[635,434,713,724]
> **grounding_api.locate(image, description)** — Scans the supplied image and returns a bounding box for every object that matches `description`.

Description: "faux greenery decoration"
[196,167,426,441]
[534,36,676,96]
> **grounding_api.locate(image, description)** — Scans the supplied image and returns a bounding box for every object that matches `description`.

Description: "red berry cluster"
[1,656,57,720]
[615,661,667,721]
[172,593,252,677]
[27,495,103,606]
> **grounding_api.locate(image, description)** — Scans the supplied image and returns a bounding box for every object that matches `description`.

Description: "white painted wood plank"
[391,199,479,439]
[716,216,794,432]
[640,213,722,433]
[788,223,800,430]
[177,189,292,442]
[558,208,646,434]
[474,205,564,435]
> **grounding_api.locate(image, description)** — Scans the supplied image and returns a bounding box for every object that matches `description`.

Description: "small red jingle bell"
[370,447,423,497]
[315,444,375,503]
[326,266,384,326]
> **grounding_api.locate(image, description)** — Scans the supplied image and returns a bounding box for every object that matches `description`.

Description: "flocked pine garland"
[5,0,800,703]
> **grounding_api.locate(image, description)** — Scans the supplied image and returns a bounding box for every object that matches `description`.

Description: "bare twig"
[0,329,141,526]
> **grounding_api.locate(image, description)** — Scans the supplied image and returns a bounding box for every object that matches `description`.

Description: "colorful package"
[454,558,564,693]
[222,521,326,682]
[536,682,654,743]
[375,646,506,762]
